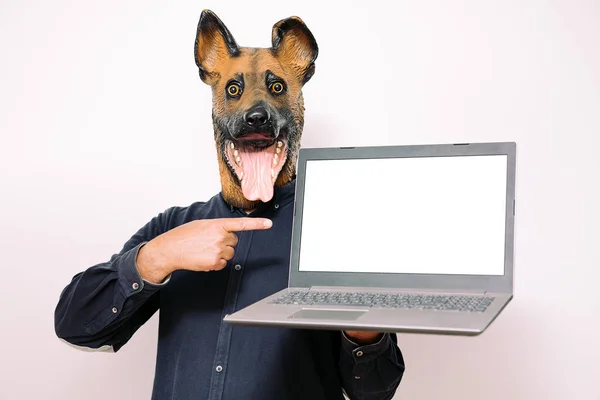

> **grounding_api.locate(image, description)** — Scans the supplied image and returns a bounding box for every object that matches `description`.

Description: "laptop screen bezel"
[288,142,516,294]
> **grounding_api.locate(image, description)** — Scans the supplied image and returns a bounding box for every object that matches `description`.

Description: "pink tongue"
[239,150,274,202]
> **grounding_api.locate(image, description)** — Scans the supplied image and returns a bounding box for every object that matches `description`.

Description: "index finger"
[220,217,273,232]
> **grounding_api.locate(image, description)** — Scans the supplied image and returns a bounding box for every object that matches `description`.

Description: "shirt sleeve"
[338,331,406,400]
[53,208,176,352]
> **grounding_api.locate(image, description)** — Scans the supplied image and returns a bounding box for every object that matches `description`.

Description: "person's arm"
[54,209,175,352]
[54,208,271,352]
[338,331,405,400]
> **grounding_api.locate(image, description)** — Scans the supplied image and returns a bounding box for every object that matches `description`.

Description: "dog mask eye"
[226,82,242,98]
[269,82,285,95]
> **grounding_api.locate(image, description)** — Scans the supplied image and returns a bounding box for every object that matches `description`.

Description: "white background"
[1,0,599,399]
[299,156,508,275]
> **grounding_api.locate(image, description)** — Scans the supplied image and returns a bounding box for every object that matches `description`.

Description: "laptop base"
[223,288,512,336]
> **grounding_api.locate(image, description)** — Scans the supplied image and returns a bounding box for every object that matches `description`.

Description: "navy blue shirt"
[54,180,405,399]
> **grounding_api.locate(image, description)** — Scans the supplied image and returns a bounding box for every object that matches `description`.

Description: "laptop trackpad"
[289,309,367,321]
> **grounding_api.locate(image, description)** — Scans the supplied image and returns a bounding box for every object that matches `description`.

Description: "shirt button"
[356,350,364,357]
[215,365,223,372]
[274,203,279,209]
[112,307,118,313]
[354,376,361,380]
[234,264,242,271]
[132,282,139,290]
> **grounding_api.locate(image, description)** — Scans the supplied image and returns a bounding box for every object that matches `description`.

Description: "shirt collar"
[222,178,297,216]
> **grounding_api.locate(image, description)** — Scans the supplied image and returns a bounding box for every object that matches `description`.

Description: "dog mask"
[194,10,318,211]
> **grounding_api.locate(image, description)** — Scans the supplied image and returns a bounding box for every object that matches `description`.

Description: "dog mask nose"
[244,106,270,127]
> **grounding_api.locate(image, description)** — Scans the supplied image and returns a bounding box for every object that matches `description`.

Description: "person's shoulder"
[160,192,227,228]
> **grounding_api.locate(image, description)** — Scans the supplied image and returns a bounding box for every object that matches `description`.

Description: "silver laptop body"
[224,142,516,335]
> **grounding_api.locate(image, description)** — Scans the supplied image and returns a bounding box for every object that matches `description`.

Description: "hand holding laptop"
[136,217,272,284]
[345,330,384,344]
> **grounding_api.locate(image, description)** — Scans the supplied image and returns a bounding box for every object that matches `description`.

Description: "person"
[54,9,406,400]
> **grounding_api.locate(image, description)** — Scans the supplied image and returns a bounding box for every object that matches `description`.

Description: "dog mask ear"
[271,17,319,84]
[194,10,240,84]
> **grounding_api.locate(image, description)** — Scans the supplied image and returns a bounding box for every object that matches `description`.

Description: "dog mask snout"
[244,106,270,128]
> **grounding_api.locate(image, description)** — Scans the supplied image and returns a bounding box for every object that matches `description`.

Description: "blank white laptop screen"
[297,155,508,276]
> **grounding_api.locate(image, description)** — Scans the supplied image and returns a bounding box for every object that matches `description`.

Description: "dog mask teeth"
[224,139,287,202]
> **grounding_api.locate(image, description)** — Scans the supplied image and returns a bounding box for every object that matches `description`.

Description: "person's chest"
[151,199,343,400]
[159,200,294,316]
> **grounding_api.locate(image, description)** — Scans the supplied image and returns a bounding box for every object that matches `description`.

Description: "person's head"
[194,10,318,209]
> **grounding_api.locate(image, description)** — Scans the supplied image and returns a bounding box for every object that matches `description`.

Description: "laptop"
[223,142,516,335]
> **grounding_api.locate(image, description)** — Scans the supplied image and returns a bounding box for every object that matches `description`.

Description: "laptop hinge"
[310,286,488,295]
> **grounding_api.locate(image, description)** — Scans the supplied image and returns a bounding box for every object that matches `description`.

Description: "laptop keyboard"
[270,291,495,312]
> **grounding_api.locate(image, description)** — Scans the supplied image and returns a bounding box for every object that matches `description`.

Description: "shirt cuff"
[117,242,170,298]
[341,331,393,362]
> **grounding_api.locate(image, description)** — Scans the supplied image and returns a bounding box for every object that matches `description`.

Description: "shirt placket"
[206,229,254,400]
